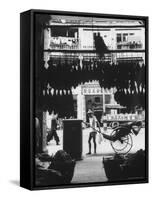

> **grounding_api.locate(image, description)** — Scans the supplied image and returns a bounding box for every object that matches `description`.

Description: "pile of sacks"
[103,149,146,181]
[35,150,76,186]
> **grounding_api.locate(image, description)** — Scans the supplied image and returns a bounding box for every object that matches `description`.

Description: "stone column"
[82,95,86,122]
[44,28,51,50]
[42,111,48,153]
[77,93,83,120]
[111,93,116,104]
[103,89,106,113]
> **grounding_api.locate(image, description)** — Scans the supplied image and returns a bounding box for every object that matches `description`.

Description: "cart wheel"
[111,121,119,128]
[110,127,133,155]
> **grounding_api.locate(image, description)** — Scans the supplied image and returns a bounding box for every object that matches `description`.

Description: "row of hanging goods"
[112,62,145,91]
[42,55,145,93]
[46,59,84,88]
[41,89,75,117]
[47,88,72,96]
[112,58,145,110]
[111,51,145,87]
[114,89,145,109]
[37,69,145,111]
[44,60,71,89]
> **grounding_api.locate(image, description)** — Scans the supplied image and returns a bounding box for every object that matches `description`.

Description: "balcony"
[117,41,143,50]
[49,37,80,50]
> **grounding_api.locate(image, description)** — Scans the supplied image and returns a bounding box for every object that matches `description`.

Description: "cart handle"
[82,121,103,135]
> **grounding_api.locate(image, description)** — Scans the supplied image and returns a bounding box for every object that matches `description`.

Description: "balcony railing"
[49,37,80,50]
[48,37,144,52]
[117,41,143,50]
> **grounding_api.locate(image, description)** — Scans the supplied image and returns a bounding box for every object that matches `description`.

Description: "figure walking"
[47,111,60,145]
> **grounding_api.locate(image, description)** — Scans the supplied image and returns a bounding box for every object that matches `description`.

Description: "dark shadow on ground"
[10,180,20,186]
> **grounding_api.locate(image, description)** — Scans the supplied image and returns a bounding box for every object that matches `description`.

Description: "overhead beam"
[46,25,145,28]
[44,49,145,53]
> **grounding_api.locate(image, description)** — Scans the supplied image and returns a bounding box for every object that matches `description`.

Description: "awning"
[105,104,126,109]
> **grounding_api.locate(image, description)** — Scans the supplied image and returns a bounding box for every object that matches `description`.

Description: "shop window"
[83,89,87,94]
[95,97,100,103]
[105,94,111,104]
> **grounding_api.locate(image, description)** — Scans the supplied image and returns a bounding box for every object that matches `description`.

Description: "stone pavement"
[46,127,145,183]
[71,155,108,183]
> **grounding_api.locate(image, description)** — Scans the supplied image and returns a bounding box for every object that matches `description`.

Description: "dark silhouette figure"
[47,112,60,145]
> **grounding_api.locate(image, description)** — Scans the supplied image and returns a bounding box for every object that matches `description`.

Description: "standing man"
[47,111,60,145]
[86,109,101,155]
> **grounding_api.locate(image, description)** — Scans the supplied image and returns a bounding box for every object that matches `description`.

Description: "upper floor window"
[51,27,78,38]
[123,33,128,42]
[129,33,134,36]
[51,27,67,37]
[116,32,142,49]
[116,34,121,43]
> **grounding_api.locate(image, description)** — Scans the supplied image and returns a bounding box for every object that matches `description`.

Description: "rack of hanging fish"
[36,57,145,117]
